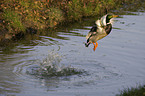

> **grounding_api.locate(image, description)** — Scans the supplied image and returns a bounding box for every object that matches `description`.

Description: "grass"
[116,85,145,96]
[67,0,83,21]
[0,0,145,41]
[48,7,64,27]
[3,10,25,32]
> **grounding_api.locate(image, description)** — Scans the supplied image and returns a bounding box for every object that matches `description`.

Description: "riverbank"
[0,0,144,43]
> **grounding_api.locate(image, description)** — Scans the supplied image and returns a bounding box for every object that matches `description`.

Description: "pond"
[0,11,145,96]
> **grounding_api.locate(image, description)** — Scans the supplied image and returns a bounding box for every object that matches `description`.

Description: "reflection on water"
[0,10,145,96]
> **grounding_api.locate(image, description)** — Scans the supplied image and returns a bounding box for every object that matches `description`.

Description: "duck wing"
[86,24,98,39]
[85,24,99,47]
[105,24,112,35]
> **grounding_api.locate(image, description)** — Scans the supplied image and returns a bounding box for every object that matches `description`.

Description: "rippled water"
[0,11,145,96]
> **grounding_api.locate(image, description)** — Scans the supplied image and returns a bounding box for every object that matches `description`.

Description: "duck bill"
[112,15,119,18]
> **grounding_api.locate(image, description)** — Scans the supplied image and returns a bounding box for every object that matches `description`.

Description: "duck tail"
[85,42,90,47]
[85,36,91,47]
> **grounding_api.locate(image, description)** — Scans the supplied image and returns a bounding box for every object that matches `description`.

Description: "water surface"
[0,11,145,96]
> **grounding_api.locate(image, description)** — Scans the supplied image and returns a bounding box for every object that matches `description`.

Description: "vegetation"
[116,85,145,96]
[0,0,145,41]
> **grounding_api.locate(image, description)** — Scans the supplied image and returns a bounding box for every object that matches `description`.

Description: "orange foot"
[93,42,98,51]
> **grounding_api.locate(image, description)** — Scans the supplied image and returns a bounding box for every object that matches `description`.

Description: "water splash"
[27,52,85,78]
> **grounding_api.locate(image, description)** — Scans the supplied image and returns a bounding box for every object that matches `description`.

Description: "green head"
[106,14,118,24]
[99,13,118,26]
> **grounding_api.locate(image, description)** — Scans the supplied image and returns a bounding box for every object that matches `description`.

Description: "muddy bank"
[0,0,145,44]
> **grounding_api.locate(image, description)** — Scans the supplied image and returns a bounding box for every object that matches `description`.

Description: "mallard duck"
[85,13,118,51]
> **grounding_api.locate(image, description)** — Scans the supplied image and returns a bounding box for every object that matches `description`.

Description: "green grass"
[3,10,25,32]
[0,0,145,41]
[116,85,145,96]
[48,7,64,27]
[1,0,144,31]
[67,0,83,21]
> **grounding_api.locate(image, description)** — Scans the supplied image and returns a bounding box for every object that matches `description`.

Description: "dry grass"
[0,0,144,41]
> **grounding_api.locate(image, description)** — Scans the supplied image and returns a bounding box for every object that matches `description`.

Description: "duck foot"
[93,42,98,51]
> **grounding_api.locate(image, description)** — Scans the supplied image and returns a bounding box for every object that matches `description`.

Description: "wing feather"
[86,24,98,39]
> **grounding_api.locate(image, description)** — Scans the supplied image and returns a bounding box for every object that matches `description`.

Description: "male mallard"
[85,13,118,51]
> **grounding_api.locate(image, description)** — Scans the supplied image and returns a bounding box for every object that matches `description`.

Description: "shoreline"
[0,0,144,43]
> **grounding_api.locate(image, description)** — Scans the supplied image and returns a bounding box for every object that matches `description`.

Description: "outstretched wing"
[86,24,98,39]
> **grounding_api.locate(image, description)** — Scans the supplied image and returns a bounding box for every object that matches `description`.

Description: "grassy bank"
[0,0,144,42]
[116,85,145,96]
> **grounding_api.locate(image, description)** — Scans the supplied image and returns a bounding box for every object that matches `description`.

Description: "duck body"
[85,14,117,51]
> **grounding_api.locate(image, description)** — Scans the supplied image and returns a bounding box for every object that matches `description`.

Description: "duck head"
[100,14,118,26]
